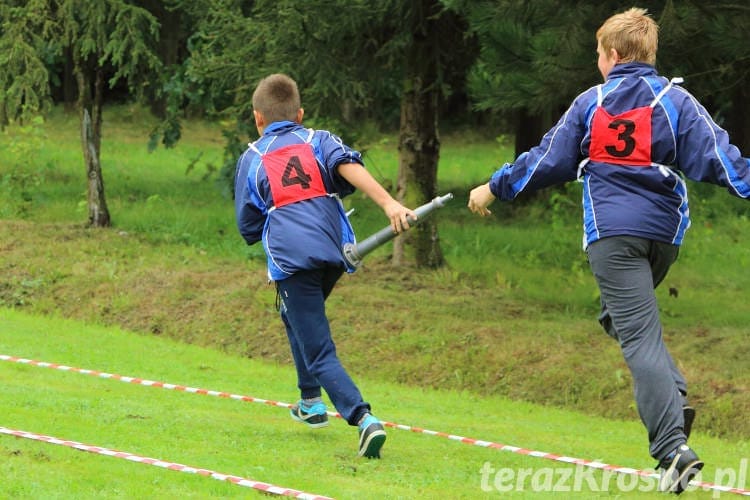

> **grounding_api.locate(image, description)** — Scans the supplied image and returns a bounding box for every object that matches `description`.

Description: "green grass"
[361,131,511,190]
[1,308,747,498]
[0,105,234,253]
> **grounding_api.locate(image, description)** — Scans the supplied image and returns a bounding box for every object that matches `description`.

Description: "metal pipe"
[343,193,453,268]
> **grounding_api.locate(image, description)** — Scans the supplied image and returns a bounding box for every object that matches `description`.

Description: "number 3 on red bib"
[590,106,653,166]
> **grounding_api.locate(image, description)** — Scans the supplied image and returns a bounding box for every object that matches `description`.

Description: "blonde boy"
[469,8,750,494]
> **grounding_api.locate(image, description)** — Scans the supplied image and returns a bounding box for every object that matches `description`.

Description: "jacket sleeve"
[674,89,750,198]
[489,96,589,201]
[313,130,361,197]
[234,152,266,245]
[236,202,264,245]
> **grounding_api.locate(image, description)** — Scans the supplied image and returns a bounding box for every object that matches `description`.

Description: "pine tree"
[0,0,161,227]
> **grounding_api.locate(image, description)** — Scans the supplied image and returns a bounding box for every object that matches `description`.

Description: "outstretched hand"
[468,183,496,217]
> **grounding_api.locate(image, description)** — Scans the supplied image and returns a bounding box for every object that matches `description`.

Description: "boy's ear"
[253,110,266,134]
[253,110,265,128]
[296,108,304,124]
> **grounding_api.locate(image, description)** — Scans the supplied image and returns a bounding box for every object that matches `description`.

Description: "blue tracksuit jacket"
[234,121,361,281]
[488,63,750,248]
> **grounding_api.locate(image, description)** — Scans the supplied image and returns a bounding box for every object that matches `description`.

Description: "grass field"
[2,308,748,498]
[1,105,749,497]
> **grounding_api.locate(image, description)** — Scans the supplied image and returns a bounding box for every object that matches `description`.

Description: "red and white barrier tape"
[0,426,331,499]
[2,354,748,497]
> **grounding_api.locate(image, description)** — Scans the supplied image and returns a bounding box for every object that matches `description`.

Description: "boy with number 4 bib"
[235,73,415,458]
[468,7,750,494]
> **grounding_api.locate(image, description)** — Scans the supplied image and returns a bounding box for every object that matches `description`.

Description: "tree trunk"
[726,81,750,154]
[63,47,77,110]
[142,0,182,117]
[393,0,444,268]
[514,107,548,159]
[76,63,111,227]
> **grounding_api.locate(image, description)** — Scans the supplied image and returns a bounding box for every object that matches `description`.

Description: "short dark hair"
[252,74,301,124]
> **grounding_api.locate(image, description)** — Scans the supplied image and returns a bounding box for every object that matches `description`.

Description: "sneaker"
[683,406,696,440]
[658,444,704,494]
[357,415,386,458]
[290,400,329,429]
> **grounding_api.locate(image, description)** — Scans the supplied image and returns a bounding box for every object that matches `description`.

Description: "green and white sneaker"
[357,415,386,458]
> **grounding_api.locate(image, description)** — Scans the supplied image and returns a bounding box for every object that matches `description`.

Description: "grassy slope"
[1,308,747,498]
[1,215,747,442]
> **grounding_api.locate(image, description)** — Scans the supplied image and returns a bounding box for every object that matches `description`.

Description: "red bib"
[590,106,652,166]
[262,143,327,208]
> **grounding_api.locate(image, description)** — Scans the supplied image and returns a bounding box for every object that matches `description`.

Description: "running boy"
[468,7,750,494]
[234,73,415,458]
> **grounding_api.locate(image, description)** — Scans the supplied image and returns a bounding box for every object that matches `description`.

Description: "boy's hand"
[468,183,496,216]
[336,163,416,233]
[383,200,417,234]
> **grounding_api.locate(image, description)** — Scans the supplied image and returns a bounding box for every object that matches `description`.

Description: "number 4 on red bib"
[263,143,327,208]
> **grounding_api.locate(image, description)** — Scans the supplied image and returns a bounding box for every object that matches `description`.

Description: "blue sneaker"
[290,400,329,429]
[357,415,386,458]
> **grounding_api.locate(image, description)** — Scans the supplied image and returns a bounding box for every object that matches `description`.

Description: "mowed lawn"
[1,308,748,499]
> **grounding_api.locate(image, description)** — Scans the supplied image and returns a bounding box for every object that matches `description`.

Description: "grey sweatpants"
[586,236,687,461]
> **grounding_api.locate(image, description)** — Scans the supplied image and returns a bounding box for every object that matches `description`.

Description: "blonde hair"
[596,7,658,65]
[252,74,301,124]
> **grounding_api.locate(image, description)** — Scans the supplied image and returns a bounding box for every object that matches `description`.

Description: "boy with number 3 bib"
[468,8,750,494]
[235,73,415,459]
